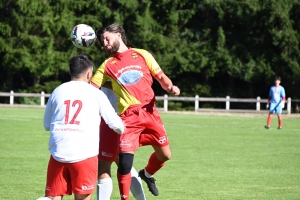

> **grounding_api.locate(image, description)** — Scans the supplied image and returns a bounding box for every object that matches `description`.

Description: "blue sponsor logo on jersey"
[117,70,143,86]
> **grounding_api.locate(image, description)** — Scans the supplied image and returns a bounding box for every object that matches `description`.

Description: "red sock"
[145,153,165,175]
[117,172,131,200]
[278,119,282,127]
[267,116,272,126]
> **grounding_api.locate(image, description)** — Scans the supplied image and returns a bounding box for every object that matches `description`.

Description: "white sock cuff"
[98,177,112,184]
[144,169,153,178]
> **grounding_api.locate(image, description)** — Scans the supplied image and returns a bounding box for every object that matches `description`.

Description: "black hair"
[69,53,94,78]
[274,76,281,81]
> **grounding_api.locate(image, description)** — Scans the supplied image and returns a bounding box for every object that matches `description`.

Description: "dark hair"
[274,76,281,81]
[96,23,127,46]
[69,53,94,78]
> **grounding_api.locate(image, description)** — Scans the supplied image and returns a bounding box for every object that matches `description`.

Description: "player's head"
[95,23,127,56]
[69,53,94,82]
[274,76,281,86]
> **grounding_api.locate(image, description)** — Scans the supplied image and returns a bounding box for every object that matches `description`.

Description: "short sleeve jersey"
[269,85,285,104]
[43,81,124,163]
[91,48,163,114]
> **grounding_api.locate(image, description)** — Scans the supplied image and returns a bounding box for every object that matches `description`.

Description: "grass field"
[0,107,299,200]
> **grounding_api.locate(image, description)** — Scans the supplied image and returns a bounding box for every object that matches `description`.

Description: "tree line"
[1,0,299,108]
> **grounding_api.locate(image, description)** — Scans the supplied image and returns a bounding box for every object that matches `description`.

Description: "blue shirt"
[269,85,285,104]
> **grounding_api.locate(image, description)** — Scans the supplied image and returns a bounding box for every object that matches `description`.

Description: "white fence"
[156,95,292,114]
[0,91,294,114]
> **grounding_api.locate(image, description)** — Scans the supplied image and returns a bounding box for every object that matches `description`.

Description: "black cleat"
[138,169,159,196]
[265,125,270,129]
[278,127,282,130]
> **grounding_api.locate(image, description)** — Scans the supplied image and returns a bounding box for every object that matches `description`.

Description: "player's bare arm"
[155,73,180,96]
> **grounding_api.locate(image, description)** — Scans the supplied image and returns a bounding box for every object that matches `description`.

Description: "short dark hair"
[69,53,94,78]
[274,76,281,81]
[96,23,127,46]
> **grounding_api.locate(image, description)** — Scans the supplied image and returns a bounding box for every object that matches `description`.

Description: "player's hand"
[281,102,285,109]
[266,104,269,109]
[167,85,180,96]
[120,122,126,134]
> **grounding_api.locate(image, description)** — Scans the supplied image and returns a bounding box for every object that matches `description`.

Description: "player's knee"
[163,151,172,161]
[154,146,172,161]
[98,159,113,177]
[75,193,91,200]
[98,159,112,170]
[118,153,134,175]
[157,151,172,161]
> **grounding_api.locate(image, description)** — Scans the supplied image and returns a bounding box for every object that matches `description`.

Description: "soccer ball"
[70,24,96,49]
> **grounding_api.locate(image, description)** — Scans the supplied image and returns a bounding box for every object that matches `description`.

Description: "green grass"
[0,108,299,200]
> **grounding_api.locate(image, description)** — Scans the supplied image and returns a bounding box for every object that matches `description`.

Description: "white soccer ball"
[70,24,96,49]
[36,197,51,200]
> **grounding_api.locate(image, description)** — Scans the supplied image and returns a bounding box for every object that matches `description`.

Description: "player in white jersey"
[265,76,286,129]
[40,54,125,200]
[98,84,146,200]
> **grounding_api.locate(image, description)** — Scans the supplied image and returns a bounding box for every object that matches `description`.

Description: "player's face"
[101,31,120,56]
[275,79,280,86]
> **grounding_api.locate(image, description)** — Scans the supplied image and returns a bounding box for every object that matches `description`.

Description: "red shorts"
[119,104,169,152]
[45,156,97,196]
[98,121,154,160]
[98,118,120,162]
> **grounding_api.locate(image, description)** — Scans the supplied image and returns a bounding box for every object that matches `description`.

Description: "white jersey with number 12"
[43,81,124,163]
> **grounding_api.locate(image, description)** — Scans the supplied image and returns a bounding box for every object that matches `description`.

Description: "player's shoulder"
[280,85,285,90]
[52,82,70,93]
[98,57,115,68]
[92,88,109,102]
[131,48,151,56]
[88,84,105,95]
[86,83,102,93]
[82,84,107,101]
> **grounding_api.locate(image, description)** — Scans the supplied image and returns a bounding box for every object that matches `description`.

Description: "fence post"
[10,90,14,105]
[287,97,291,115]
[164,94,168,112]
[256,96,260,111]
[195,95,199,112]
[226,96,230,110]
[41,91,45,106]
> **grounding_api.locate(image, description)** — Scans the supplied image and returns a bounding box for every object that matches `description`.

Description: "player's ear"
[86,68,93,82]
[117,33,121,40]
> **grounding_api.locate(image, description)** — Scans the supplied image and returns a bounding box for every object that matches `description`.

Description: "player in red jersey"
[91,23,180,200]
[97,86,146,200]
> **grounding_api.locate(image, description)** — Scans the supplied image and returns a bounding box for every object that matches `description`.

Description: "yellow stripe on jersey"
[110,78,141,114]
[132,48,162,77]
[91,58,110,87]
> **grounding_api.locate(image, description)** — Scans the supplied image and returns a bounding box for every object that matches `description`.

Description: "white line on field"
[0,117,31,121]
[165,123,300,132]
[0,115,42,121]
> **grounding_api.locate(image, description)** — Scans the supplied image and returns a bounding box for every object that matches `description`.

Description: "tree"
[0,0,299,106]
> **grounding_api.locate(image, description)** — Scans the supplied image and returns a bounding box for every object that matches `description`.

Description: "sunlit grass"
[0,108,299,200]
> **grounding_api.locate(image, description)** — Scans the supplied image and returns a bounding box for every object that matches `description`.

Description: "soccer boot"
[265,125,270,129]
[138,169,159,196]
